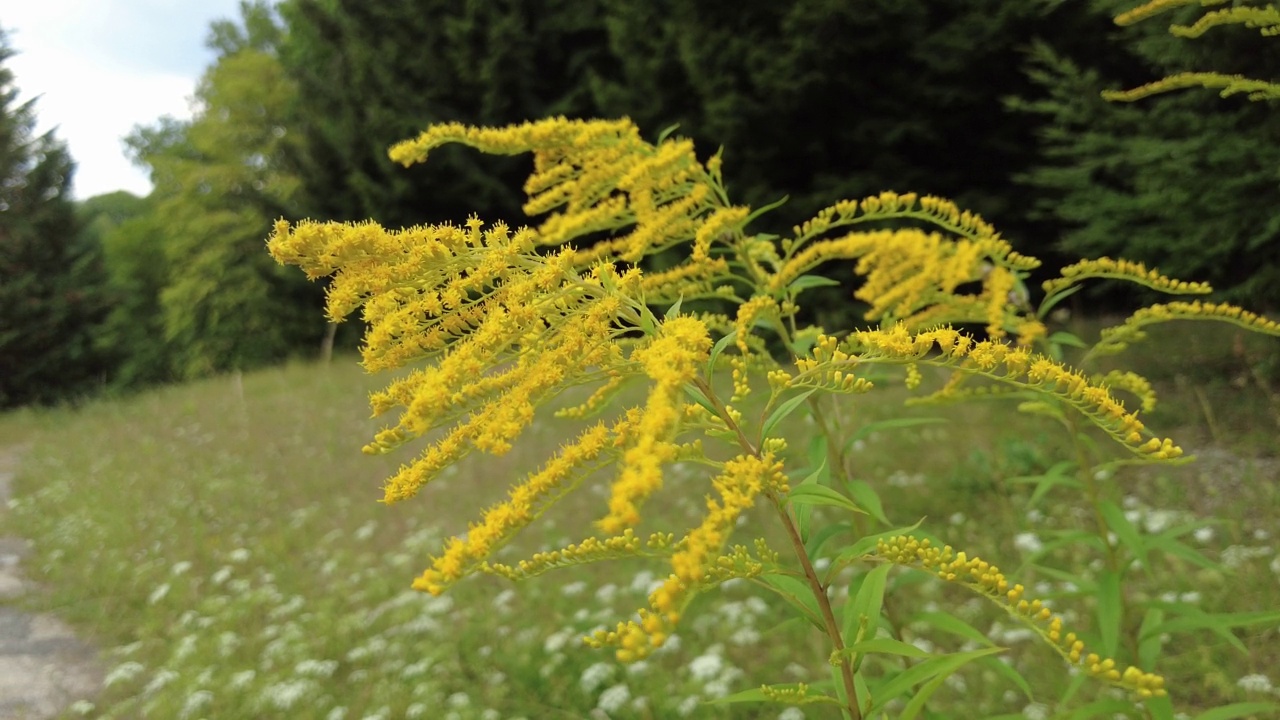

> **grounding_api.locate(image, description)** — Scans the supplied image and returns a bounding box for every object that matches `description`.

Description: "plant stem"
[694,377,861,718]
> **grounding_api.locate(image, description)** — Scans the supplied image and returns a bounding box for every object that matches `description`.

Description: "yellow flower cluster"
[875,535,1167,699]
[483,530,674,582]
[589,452,785,661]
[412,422,614,595]
[838,325,1182,459]
[1096,300,1280,357]
[1042,257,1213,298]
[599,316,712,534]
[387,117,734,274]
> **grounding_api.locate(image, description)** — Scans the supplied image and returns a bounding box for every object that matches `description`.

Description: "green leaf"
[788,274,843,293]
[842,564,891,643]
[682,385,718,417]
[1038,285,1085,319]
[805,520,853,560]
[706,329,739,376]
[845,479,891,526]
[841,637,931,660]
[1137,607,1166,669]
[655,123,681,143]
[898,669,950,720]
[1096,568,1124,659]
[1048,330,1088,348]
[761,388,817,438]
[978,654,1033,701]
[909,611,995,647]
[1145,531,1219,570]
[759,572,825,631]
[788,483,865,514]
[1141,604,1280,655]
[869,647,1006,715]
[1099,499,1147,569]
[792,460,826,543]
[1008,460,1081,508]
[845,417,948,451]
[663,294,684,319]
[743,194,790,226]
[1192,703,1280,720]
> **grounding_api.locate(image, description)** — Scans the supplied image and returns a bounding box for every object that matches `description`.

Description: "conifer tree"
[0,28,108,406]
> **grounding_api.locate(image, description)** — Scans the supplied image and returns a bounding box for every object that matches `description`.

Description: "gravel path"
[0,449,100,720]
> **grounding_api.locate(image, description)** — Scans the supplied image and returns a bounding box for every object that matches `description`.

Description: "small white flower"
[580,662,615,693]
[597,683,631,713]
[1013,532,1043,555]
[68,700,95,715]
[405,704,428,719]
[630,570,656,593]
[778,708,805,720]
[447,691,471,708]
[148,583,171,605]
[354,522,376,541]
[295,659,339,678]
[171,561,193,576]
[1023,701,1051,720]
[1237,673,1273,693]
[229,669,256,690]
[595,583,619,604]
[688,652,724,681]
[561,580,587,597]
[180,690,213,719]
[326,707,348,720]
[949,512,966,526]
[104,661,146,688]
[229,548,250,562]
[1193,527,1215,544]
[259,679,314,710]
[143,669,178,696]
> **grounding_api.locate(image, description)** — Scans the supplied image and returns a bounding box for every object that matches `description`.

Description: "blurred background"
[2,0,1278,408]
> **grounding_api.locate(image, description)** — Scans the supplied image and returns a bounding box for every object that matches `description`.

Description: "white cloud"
[5,0,246,199]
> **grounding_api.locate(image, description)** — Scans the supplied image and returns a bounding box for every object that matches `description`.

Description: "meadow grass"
[0,319,1277,719]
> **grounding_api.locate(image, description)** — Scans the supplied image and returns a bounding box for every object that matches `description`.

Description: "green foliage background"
[1,0,1277,405]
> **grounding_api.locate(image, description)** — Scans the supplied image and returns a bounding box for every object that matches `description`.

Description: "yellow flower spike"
[875,535,1166,699]
[599,316,712,534]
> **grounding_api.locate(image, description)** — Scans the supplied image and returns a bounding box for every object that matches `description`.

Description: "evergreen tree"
[0,28,108,406]
[278,0,613,227]
[1014,0,1280,308]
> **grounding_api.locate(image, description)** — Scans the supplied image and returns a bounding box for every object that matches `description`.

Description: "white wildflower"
[229,669,256,690]
[447,691,471,708]
[229,548,250,562]
[69,700,95,715]
[1013,532,1043,555]
[326,707,348,720]
[171,561,193,576]
[1023,701,1051,720]
[561,580,587,596]
[580,661,615,693]
[104,661,146,688]
[295,659,339,678]
[259,679,314,710]
[597,683,631,713]
[180,690,213,719]
[148,583,171,605]
[778,708,805,720]
[1193,527,1215,544]
[405,704,428,719]
[688,651,724,681]
[1237,674,1273,693]
[595,583,619,604]
[354,522,376,541]
[677,696,700,716]
[143,669,178,696]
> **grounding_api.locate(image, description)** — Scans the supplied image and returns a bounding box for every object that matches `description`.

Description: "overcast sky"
[5,0,247,199]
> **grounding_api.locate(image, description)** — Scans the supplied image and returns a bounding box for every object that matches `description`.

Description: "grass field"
[1,319,1278,719]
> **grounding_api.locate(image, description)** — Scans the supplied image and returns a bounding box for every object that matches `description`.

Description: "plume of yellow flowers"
[269,115,1276,716]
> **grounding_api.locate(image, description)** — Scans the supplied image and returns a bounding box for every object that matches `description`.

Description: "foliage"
[1014,0,1280,309]
[0,28,109,407]
[115,2,323,382]
[278,0,611,228]
[269,117,1279,718]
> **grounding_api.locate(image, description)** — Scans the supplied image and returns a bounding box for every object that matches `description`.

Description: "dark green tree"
[0,28,109,406]
[278,0,613,227]
[1014,0,1280,308]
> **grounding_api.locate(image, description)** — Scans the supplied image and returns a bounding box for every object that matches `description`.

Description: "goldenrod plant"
[269,115,1280,718]
[1103,0,1280,102]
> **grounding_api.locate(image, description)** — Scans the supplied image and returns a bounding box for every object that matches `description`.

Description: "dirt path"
[0,449,101,720]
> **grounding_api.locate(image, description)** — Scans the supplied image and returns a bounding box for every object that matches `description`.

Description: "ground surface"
[0,448,100,720]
